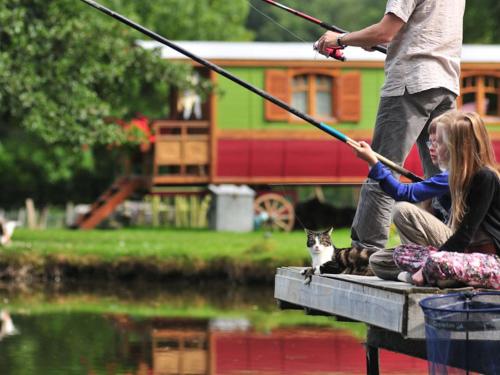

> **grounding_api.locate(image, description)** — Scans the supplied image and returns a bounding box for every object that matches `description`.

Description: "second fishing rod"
[79,0,421,182]
[259,0,387,55]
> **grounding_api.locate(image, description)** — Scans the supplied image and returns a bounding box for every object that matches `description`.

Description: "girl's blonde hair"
[433,110,499,229]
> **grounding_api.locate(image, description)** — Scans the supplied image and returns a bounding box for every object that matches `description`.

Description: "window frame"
[288,68,341,123]
[458,71,500,123]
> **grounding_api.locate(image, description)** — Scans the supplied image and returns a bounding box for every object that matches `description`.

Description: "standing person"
[394,111,500,289]
[315,0,465,254]
[354,119,451,280]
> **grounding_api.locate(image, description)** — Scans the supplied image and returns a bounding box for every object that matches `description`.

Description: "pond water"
[0,281,427,374]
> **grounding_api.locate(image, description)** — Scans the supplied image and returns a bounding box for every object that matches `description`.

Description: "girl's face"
[436,127,450,170]
[428,133,437,165]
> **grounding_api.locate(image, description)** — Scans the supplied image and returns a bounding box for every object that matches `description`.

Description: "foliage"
[1,0,188,146]
[247,0,500,44]
[462,0,500,44]
[246,0,386,42]
[0,0,250,207]
[120,0,253,41]
[0,132,123,207]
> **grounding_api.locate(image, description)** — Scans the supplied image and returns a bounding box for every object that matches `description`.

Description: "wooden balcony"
[153,120,211,185]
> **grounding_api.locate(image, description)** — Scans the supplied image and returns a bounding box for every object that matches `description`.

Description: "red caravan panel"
[283,140,340,177]
[492,140,500,162]
[249,140,286,177]
[337,138,371,179]
[216,140,251,177]
[403,145,424,177]
[215,138,500,181]
[217,139,369,180]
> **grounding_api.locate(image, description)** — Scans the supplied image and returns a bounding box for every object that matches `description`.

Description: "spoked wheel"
[254,193,295,232]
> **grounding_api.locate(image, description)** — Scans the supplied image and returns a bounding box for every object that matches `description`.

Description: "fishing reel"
[313,41,346,61]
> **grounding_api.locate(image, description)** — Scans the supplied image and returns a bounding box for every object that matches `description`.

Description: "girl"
[393,111,500,288]
[355,121,451,281]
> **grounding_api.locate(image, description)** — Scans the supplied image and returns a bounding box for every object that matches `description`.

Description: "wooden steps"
[76,176,149,230]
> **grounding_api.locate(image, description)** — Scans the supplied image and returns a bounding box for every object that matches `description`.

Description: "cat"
[301,228,376,284]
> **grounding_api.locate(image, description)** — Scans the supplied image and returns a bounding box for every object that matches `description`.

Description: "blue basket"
[420,292,500,374]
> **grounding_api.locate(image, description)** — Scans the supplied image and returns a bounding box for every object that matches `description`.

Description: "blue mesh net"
[420,292,500,375]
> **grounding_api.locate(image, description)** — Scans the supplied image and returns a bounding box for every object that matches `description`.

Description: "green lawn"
[1,227,401,282]
[8,227,401,262]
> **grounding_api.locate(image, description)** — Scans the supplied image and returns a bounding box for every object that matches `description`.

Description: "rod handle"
[346,139,423,182]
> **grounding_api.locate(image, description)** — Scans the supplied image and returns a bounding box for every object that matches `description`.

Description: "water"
[0,281,427,374]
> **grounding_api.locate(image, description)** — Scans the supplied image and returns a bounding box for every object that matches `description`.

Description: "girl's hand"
[354,141,378,166]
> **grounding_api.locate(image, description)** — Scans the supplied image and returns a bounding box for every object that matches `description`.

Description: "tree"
[126,0,253,41]
[0,0,250,207]
[463,0,500,44]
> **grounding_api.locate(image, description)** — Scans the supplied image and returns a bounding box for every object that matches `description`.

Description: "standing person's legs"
[351,88,456,251]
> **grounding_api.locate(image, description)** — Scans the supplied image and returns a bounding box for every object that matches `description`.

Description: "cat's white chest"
[310,245,334,268]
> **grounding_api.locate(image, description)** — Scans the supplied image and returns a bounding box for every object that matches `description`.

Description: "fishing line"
[248,0,324,60]
[248,1,307,43]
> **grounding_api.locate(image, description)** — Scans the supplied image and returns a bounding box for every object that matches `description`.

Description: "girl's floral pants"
[393,244,500,289]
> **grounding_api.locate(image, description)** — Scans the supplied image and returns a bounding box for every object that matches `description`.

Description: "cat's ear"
[304,228,312,234]
[327,227,333,235]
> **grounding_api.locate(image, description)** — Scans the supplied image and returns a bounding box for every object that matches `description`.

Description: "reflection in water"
[0,310,17,340]
[0,283,427,374]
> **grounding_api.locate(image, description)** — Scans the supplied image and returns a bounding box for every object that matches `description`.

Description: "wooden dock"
[274,267,499,374]
[274,266,475,339]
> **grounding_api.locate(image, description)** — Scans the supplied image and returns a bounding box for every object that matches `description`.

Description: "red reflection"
[212,329,427,375]
[102,317,427,374]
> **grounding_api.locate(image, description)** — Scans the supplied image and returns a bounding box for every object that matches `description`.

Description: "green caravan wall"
[215,66,385,133]
[216,67,269,130]
[358,68,385,130]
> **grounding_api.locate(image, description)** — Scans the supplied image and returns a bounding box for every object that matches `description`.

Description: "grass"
[1,227,401,282]
[7,227,401,261]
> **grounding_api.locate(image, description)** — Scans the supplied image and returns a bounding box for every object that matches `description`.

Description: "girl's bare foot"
[412,268,425,286]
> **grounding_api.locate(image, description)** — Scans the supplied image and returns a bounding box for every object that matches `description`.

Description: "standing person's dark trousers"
[351,88,456,251]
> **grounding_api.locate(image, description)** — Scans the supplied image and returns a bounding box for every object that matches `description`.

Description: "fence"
[3,196,212,229]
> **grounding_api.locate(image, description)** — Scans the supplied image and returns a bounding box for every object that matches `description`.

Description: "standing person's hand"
[354,141,378,166]
[315,31,342,56]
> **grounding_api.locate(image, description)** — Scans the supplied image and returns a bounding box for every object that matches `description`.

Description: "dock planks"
[274,266,474,339]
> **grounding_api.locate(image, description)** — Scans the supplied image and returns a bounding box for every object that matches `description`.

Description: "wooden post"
[313,186,325,202]
[65,202,75,227]
[151,195,160,228]
[25,198,37,229]
[190,195,198,228]
[38,207,49,229]
[199,195,211,228]
[365,343,380,375]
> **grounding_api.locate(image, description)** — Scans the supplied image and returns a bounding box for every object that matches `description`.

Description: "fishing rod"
[259,0,388,55]
[78,0,421,182]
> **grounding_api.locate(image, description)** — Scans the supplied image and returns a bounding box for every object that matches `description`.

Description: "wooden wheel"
[254,193,295,232]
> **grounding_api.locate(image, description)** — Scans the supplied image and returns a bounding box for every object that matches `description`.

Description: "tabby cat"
[301,228,376,283]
